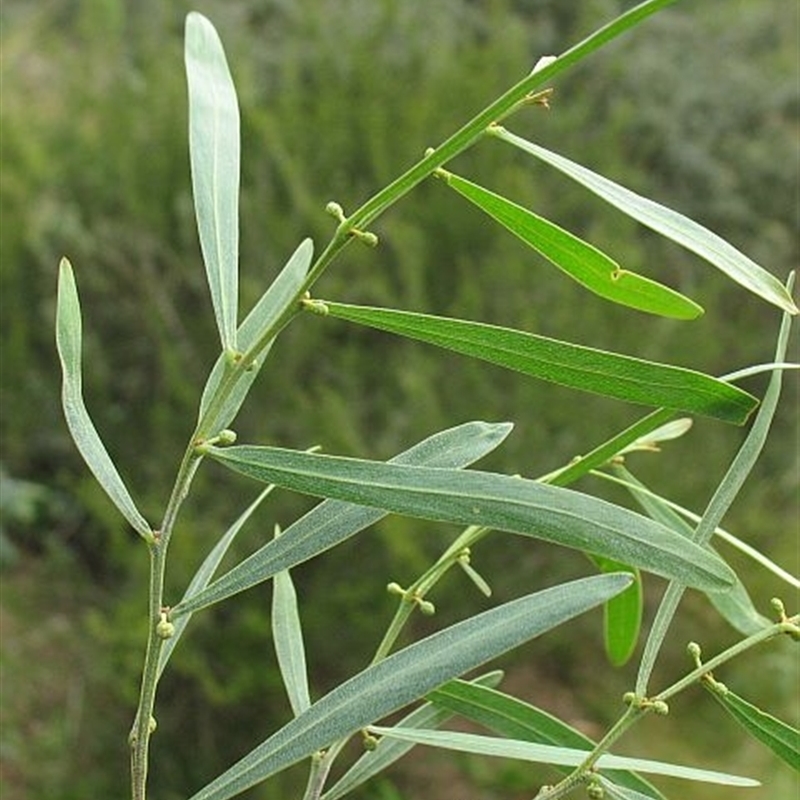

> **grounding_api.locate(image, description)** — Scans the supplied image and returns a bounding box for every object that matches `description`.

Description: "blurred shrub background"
[0,1,797,798]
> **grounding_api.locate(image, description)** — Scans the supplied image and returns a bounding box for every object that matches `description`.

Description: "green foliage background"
[1,1,797,798]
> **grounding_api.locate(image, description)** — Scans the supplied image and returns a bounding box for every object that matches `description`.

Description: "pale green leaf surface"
[705,685,800,771]
[440,170,702,319]
[186,12,241,351]
[199,444,736,590]
[428,681,663,799]
[158,486,274,677]
[704,577,773,636]
[198,239,313,433]
[368,727,759,787]
[56,259,152,539]
[492,129,798,315]
[172,422,512,618]
[272,536,311,716]
[317,302,757,425]
[186,574,633,800]
[321,671,504,800]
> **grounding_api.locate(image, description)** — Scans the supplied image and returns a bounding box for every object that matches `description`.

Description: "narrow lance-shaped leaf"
[198,443,736,591]
[368,727,759,787]
[197,238,313,435]
[186,12,241,352]
[437,169,702,320]
[321,671,504,800]
[428,680,664,799]
[703,682,800,772]
[55,259,152,540]
[158,486,275,678]
[271,526,311,717]
[172,421,513,618]
[187,573,633,800]
[491,128,798,316]
[310,301,757,425]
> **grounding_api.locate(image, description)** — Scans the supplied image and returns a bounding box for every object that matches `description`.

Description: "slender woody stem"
[130,4,683,795]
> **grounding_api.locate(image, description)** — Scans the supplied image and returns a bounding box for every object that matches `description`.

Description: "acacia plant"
[55,1,798,798]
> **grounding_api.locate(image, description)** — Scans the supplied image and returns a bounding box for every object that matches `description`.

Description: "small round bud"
[156,618,175,639]
[418,599,436,616]
[587,781,604,799]
[156,612,175,640]
[771,597,787,620]
[325,201,345,220]
[217,429,237,445]
[622,691,637,706]
[224,348,242,366]
[651,700,669,716]
[301,297,329,316]
[353,229,379,247]
[148,716,157,733]
[387,582,405,596]
[362,731,379,751]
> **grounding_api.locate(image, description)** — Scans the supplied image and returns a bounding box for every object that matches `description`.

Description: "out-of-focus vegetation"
[1,1,797,798]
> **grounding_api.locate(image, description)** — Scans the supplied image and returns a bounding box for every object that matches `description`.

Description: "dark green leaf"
[199,443,736,590]
[492,129,798,316]
[187,574,633,800]
[705,683,800,772]
[317,302,757,424]
[595,556,642,666]
[439,170,702,319]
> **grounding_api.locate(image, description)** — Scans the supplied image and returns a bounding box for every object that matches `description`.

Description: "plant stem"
[533,615,799,800]
[129,5,684,794]
[301,405,682,797]
[535,704,642,800]
[129,543,163,800]
[657,616,799,703]
[129,444,202,800]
